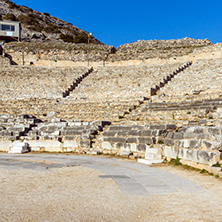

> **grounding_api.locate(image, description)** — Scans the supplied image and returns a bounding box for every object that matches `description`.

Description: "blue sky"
[14,0,222,47]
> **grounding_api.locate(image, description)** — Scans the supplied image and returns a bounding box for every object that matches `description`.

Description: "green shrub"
[43,12,50,16]
[158,140,164,144]
[18,13,43,25]
[60,34,74,43]
[171,157,181,165]
[8,1,19,9]
[28,26,43,32]
[3,13,17,21]
[73,34,88,43]
[19,6,33,13]
[44,24,61,34]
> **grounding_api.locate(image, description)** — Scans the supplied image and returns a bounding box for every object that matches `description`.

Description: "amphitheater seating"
[0,63,184,122]
[153,58,222,102]
[0,65,88,99]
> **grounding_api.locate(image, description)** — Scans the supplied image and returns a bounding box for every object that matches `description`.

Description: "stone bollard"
[160,82,165,87]
[164,78,168,84]
[151,88,156,96]
[166,76,171,82]
[155,85,160,91]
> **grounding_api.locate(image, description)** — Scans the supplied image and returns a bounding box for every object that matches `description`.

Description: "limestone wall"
[0,114,221,174]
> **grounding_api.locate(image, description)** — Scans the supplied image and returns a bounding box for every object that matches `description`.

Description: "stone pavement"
[0,153,203,196]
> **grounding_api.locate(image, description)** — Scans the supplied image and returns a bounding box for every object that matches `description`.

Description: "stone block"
[189,139,201,149]
[137,144,147,152]
[193,127,204,134]
[128,130,142,136]
[196,133,210,139]
[130,125,145,130]
[62,130,82,136]
[167,132,174,139]
[166,124,177,130]
[173,132,183,140]
[63,140,79,148]
[130,143,137,152]
[126,137,138,143]
[149,125,166,130]
[145,153,162,160]
[109,126,131,131]
[102,131,116,137]
[184,132,197,139]
[138,137,156,144]
[80,140,91,148]
[203,141,222,150]
[197,150,220,166]
[186,149,198,162]
[104,137,126,143]
[64,136,79,140]
[29,140,62,152]
[208,128,222,135]
[164,138,174,146]
[143,130,152,136]
[145,148,162,160]
[179,139,190,148]
[114,142,127,150]
[117,131,128,136]
[102,141,113,150]
[0,140,13,152]
[9,141,29,154]
[164,147,178,159]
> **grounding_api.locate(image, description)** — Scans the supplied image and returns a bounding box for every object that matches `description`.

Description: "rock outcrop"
[0,0,101,44]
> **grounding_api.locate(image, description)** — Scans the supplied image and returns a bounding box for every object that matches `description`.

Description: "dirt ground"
[0,163,222,222]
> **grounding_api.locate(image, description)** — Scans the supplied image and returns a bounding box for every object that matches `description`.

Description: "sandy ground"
[0,163,222,222]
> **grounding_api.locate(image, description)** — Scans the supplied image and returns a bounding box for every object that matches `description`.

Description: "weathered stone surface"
[138,137,156,144]
[164,147,178,159]
[164,138,174,146]
[137,144,147,152]
[197,150,220,165]
[0,141,13,152]
[63,140,79,149]
[101,141,113,150]
[126,137,138,143]
[189,140,201,149]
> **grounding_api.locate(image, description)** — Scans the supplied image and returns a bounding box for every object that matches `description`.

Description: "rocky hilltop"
[0,0,101,44]
[4,37,214,65]
[109,37,212,61]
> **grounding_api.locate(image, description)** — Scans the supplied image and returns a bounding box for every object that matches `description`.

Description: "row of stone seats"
[0,114,111,153]
[153,58,222,102]
[123,102,220,126]
[100,124,176,156]
[150,61,192,96]
[23,118,110,152]
[68,63,182,102]
[62,67,94,98]
[0,114,41,141]
[0,65,88,99]
[163,125,222,166]
[96,124,221,167]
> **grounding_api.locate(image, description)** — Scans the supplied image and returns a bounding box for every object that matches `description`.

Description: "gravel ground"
[0,163,222,222]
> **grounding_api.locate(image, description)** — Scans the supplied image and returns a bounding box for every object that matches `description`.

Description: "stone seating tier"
[153,58,222,103]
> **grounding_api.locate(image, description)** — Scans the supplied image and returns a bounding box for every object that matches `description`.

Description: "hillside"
[0,0,101,44]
